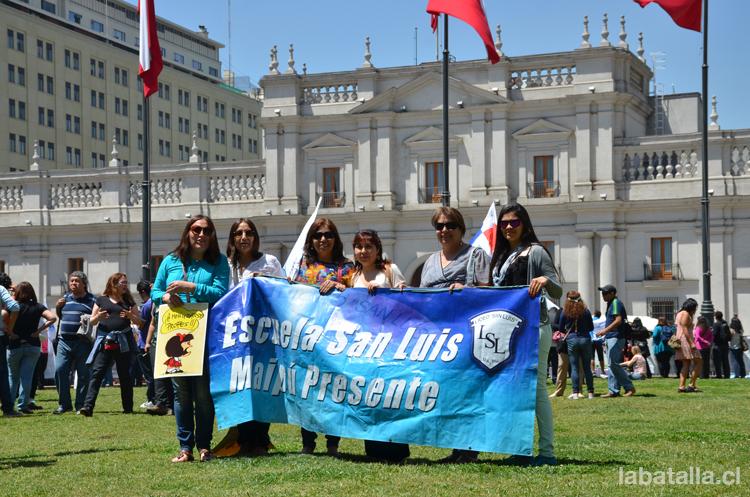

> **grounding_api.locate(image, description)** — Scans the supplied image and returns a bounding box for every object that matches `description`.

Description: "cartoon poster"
[154,303,209,379]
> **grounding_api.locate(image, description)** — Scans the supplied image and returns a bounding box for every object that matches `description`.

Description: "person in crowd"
[652,316,674,378]
[596,285,636,398]
[628,318,652,378]
[28,325,50,410]
[226,218,284,457]
[675,298,700,392]
[694,315,713,379]
[490,203,561,466]
[420,206,490,464]
[349,229,409,463]
[711,311,731,379]
[294,217,354,456]
[591,310,608,379]
[547,306,560,385]
[548,322,571,398]
[621,345,648,380]
[728,316,746,379]
[559,291,595,399]
[151,215,229,463]
[136,280,155,409]
[78,273,143,416]
[7,282,56,414]
[0,272,20,416]
[144,304,174,416]
[53,271,96,414]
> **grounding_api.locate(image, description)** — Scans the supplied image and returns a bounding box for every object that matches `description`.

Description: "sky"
[150,0,747,130]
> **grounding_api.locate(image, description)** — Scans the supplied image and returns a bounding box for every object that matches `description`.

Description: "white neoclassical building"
[1,16,749,326]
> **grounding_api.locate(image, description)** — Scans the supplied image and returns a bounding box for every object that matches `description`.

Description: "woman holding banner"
[293,217,354,455]
[78,273,142,417]
[490,203,561,466]
[420,207,489,463]
[350,229,410,463]
[224,218,284,457]
[151,215,229,463]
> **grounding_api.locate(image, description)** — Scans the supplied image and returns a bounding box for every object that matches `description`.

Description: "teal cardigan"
[151,253,230,305]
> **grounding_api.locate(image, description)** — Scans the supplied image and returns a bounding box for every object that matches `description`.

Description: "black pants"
[365,440,410,462]
[149,339,174,409]
[30,352,48,399]
[700,348,712,378]
[301,428,340,450]
[547,345,558,382]
[592,341,605,367]
[712,344,731,378]
[655,351,672,378]
[237,421,271,450]
[83,347,133,412]
[135,349,155,402]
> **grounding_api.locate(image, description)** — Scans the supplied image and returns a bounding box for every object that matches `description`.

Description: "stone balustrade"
[301,82,359,104]
[507,65,576,90]
[0,160,266,226]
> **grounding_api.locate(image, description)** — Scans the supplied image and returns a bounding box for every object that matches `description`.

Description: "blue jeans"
[55,337,92,410]
[7,344,41,410]
[173,373,214,451]
[606,337,633,394]
[0,336,13,413]
[567,336,594,394]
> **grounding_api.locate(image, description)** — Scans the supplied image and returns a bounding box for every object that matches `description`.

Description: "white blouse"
[351,263,406,289]
[229,253,285,288]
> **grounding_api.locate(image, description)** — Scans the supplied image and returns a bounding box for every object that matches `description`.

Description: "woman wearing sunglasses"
[419,207,489,464]
[225,218,284,457]
[293,217,354,455]
[151,215,229,463]
[78,272,143,417]
[350,229,409,463]
[490,203,562,466]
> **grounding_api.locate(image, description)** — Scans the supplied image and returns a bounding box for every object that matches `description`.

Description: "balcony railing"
[318,191,345,208]
[528,180,560,198]
[644,262,681,281]
[418,186,444,204]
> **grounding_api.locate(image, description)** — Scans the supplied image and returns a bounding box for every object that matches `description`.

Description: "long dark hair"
[102,272,136,307]
[303,218,346,263]
[226,218,261,269]
[352,229,390,271]
[172,215,221,266]
[679,298,698,315]
[13,281,37,304]
[489,203,543,276]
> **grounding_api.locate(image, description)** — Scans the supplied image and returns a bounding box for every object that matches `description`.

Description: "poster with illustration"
[154,303,209,379]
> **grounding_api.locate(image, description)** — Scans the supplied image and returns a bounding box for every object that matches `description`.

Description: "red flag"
[138,0,163,98]
[634,0,702,32]
[427,0,500,64]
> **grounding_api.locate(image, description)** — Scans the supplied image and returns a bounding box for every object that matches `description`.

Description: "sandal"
[678,387,688,393]
[199,449,213,462]
[171,450,194,463]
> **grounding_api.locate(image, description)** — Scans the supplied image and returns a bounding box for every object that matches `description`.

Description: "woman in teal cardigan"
[152,215,229,463]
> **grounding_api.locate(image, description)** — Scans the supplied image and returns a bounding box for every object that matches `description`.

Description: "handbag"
[667,333,682,350]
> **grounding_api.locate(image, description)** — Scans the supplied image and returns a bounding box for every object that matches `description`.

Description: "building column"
[281,123,300,213]
[599,231,617,310]
[356,119,373,207]
[469,110,486,197]
[574,103,592,192]
[263,126,281,204]
[488,110,510,204]
[374,116,394,209]
[577,231,595,306]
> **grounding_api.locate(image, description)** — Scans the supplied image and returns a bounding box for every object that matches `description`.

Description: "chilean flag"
[469,202,497,256]
[634,0,702,32]
[427,0,500,64]
[138,0,163,98]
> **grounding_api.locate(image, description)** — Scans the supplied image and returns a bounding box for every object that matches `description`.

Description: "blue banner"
[208,277,540,455]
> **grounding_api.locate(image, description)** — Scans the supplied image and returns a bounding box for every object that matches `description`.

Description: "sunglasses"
[233,229,256,238]
[500,219,522,229]
[190,226,214,236]
[312,231,336,240]
[434,222,459,231]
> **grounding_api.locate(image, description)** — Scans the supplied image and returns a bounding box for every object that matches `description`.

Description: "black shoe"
[53,407,72,415]
[146,405,169,416]
[19,408,34,414]
[3,410,22,417]
[28,403,43,411]
[78,407,92,417]
[300,445,315,455]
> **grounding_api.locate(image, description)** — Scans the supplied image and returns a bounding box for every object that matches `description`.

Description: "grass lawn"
[1,377,748,497]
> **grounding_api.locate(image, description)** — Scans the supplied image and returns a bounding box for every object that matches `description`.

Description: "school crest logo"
[470,310,523,373]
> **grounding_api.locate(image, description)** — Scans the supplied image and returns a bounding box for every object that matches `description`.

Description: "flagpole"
[142,91,151,282]
[699,0,713,323]
[441,14,450,207]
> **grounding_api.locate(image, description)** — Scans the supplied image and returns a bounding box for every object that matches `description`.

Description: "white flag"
[283,197,323,279]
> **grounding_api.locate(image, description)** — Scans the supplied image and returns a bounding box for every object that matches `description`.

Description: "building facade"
[0,0,261,173]
[1,16,749,326]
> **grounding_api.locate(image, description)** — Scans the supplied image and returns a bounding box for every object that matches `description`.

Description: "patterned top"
[295,258,355,287]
